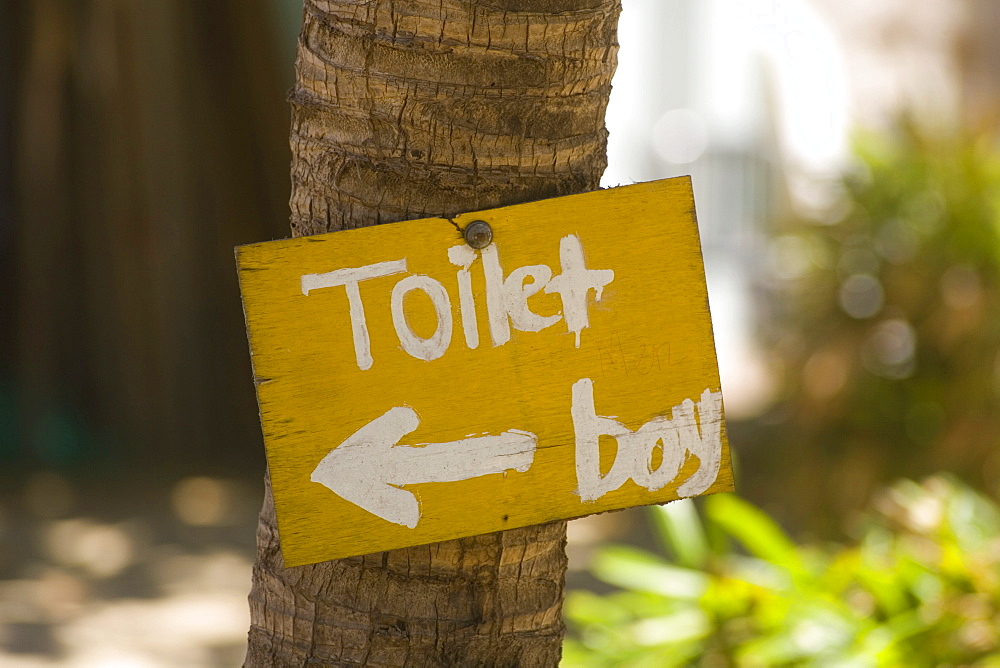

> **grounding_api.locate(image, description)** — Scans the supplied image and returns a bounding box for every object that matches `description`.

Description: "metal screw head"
[463,220,493,249]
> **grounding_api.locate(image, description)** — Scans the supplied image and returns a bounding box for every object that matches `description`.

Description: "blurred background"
[3,0,1000,665]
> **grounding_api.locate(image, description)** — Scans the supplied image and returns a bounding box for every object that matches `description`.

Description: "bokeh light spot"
[940,264,982,310]
[862,319,917,379]
[45,520,134,578]
[839,274,884,319]
[171,477,231,527]
[803,349,849,399]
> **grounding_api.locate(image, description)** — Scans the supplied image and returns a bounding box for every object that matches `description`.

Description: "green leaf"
[591,544,710,599]
[648,499,709,569]
[705,494,801,570]
[564,590,632,627]
[629,609,709,647]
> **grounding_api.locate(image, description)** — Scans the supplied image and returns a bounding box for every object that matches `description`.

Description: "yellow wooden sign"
[237,177,732,567]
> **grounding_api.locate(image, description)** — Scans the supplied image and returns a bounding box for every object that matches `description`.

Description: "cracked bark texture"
[246,0,621,665]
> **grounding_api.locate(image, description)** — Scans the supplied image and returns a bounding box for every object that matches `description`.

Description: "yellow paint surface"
[237,177,732,567]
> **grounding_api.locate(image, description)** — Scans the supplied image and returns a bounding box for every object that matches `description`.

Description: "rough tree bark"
[246,1,621,665]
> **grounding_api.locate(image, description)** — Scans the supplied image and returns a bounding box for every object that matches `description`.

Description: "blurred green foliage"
[565,128,1000,666]
[564,477,1000,667]
[746,125,1000,535]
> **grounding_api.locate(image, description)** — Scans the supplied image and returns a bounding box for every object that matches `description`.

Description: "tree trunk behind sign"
[246,1,621,665]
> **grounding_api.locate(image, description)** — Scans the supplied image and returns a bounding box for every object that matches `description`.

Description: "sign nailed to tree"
[237,177,732,567]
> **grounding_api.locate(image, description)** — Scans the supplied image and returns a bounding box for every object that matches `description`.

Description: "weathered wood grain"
[246,1,621,664]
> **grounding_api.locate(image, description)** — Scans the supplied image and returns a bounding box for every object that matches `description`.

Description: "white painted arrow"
[311,406,537,528]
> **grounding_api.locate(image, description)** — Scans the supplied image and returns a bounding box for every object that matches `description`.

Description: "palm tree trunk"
[246,1,621,665]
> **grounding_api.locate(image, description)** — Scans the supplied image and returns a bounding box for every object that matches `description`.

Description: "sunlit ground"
[0,467,657,666]
[0,473,257,666]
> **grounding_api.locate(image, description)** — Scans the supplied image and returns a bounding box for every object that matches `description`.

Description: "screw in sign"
[237,176,732,567]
